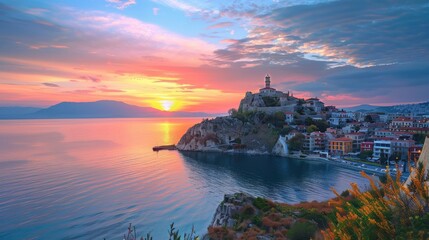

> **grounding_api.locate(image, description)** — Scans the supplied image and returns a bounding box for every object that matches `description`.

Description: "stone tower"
[265,74,271,88]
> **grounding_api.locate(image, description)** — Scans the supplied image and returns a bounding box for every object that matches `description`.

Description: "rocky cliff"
[205,193,329,240]
[176,116,286,154]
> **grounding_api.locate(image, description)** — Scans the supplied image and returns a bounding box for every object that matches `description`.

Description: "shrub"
[253,197,270,212]
[301,210,329,229]
[207,226,235,240]
[252,215,262,227]
[287,221,317,240]
[240,204,255,219]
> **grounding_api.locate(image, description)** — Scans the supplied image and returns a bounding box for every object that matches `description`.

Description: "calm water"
[0,118,370,239]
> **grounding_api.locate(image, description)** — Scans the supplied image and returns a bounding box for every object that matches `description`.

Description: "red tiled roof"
[393,117,413,121]
[346,133,365,136]
[331,137,353,142]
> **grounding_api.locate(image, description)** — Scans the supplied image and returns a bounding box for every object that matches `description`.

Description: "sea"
[0,118,370,239]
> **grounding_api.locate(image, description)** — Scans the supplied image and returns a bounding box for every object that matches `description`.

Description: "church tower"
[265,74,271,88]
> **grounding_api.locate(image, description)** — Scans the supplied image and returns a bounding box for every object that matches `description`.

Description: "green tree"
[273,111,286,128]
[304,117,314,126]
[359,150,373,160]
[379,152,388,165]
[307,124,319,133]
[354,125,361,132]
[314,120,329,132]
[288,133,305,151]
[413,133,427,144]
[364,115,374,123]
[389,153,401,163]
[280,126,293,136]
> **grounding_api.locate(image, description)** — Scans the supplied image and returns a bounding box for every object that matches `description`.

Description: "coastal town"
[177,75,429,177]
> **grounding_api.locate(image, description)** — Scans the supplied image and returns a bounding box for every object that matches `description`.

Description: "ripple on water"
[0,119,372,239]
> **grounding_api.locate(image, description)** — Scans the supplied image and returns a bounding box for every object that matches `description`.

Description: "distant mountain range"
[342,104,380,112]
[344,101,429,114]
[0,100,218,119]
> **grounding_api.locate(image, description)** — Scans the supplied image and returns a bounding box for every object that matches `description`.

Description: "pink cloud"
[106,0,136,9]
[79,75,102,83]
[207,22,233,29]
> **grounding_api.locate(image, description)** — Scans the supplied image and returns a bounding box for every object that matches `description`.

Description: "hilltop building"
[304,97,325,113]
[239,74,299,114]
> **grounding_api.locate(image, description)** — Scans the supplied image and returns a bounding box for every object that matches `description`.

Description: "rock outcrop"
[272,135,289,156]
[176,116,280,154]
[210,193,254,228]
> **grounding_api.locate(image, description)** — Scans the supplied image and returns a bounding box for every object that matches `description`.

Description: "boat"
[152,144,177,151]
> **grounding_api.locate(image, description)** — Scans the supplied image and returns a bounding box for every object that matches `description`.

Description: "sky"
[0,0,428,112]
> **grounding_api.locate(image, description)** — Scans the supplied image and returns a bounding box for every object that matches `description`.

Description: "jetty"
[152,144,177,151]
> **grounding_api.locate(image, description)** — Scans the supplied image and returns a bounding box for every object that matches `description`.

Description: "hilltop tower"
[265,74,271,88]
[260,74,276,96]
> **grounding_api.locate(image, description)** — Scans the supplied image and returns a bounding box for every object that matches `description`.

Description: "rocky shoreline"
[176,116,288,156]
[203,192,330,240]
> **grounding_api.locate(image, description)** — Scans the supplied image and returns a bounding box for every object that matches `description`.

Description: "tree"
[304,117,314,126]
[314,120,329,132]
[288,133,305,151]
[280,126,293,136]
[364,115,374,123]
[389,153,401,163]
[306,124,319,133]
[379,152,388,165]
[354,125,361,132]
[273,111,286,128]
[413,133,427,144]
[359,150,373,160]
[228,108,238,117]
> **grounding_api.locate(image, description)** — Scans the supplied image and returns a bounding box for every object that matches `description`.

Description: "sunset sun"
[161,100,173,111]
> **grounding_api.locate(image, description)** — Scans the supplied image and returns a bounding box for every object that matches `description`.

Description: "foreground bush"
[323,164,429,240]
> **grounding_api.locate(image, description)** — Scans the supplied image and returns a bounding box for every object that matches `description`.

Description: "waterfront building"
[329,137,353,156]
[373,140,392,159]
[361,141,374,153]
[345,133,365,152]
[391,139,415,161]
[408,145,423,162]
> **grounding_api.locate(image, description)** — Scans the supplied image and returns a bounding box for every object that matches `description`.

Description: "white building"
[304,98,325,113]
[373,140,392,159]
[390,117,413,130]
[284,112,294,124]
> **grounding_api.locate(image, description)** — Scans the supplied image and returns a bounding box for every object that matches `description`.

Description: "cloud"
[151,0,202,13]
[152,7,159,15]
[203,0,429,106]
[106,0,136,9]
[42,83,59,87]
[207,22,233,29]
[79,75,102,83]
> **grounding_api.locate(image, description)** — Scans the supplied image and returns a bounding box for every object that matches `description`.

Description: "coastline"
[179,149,410,180]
